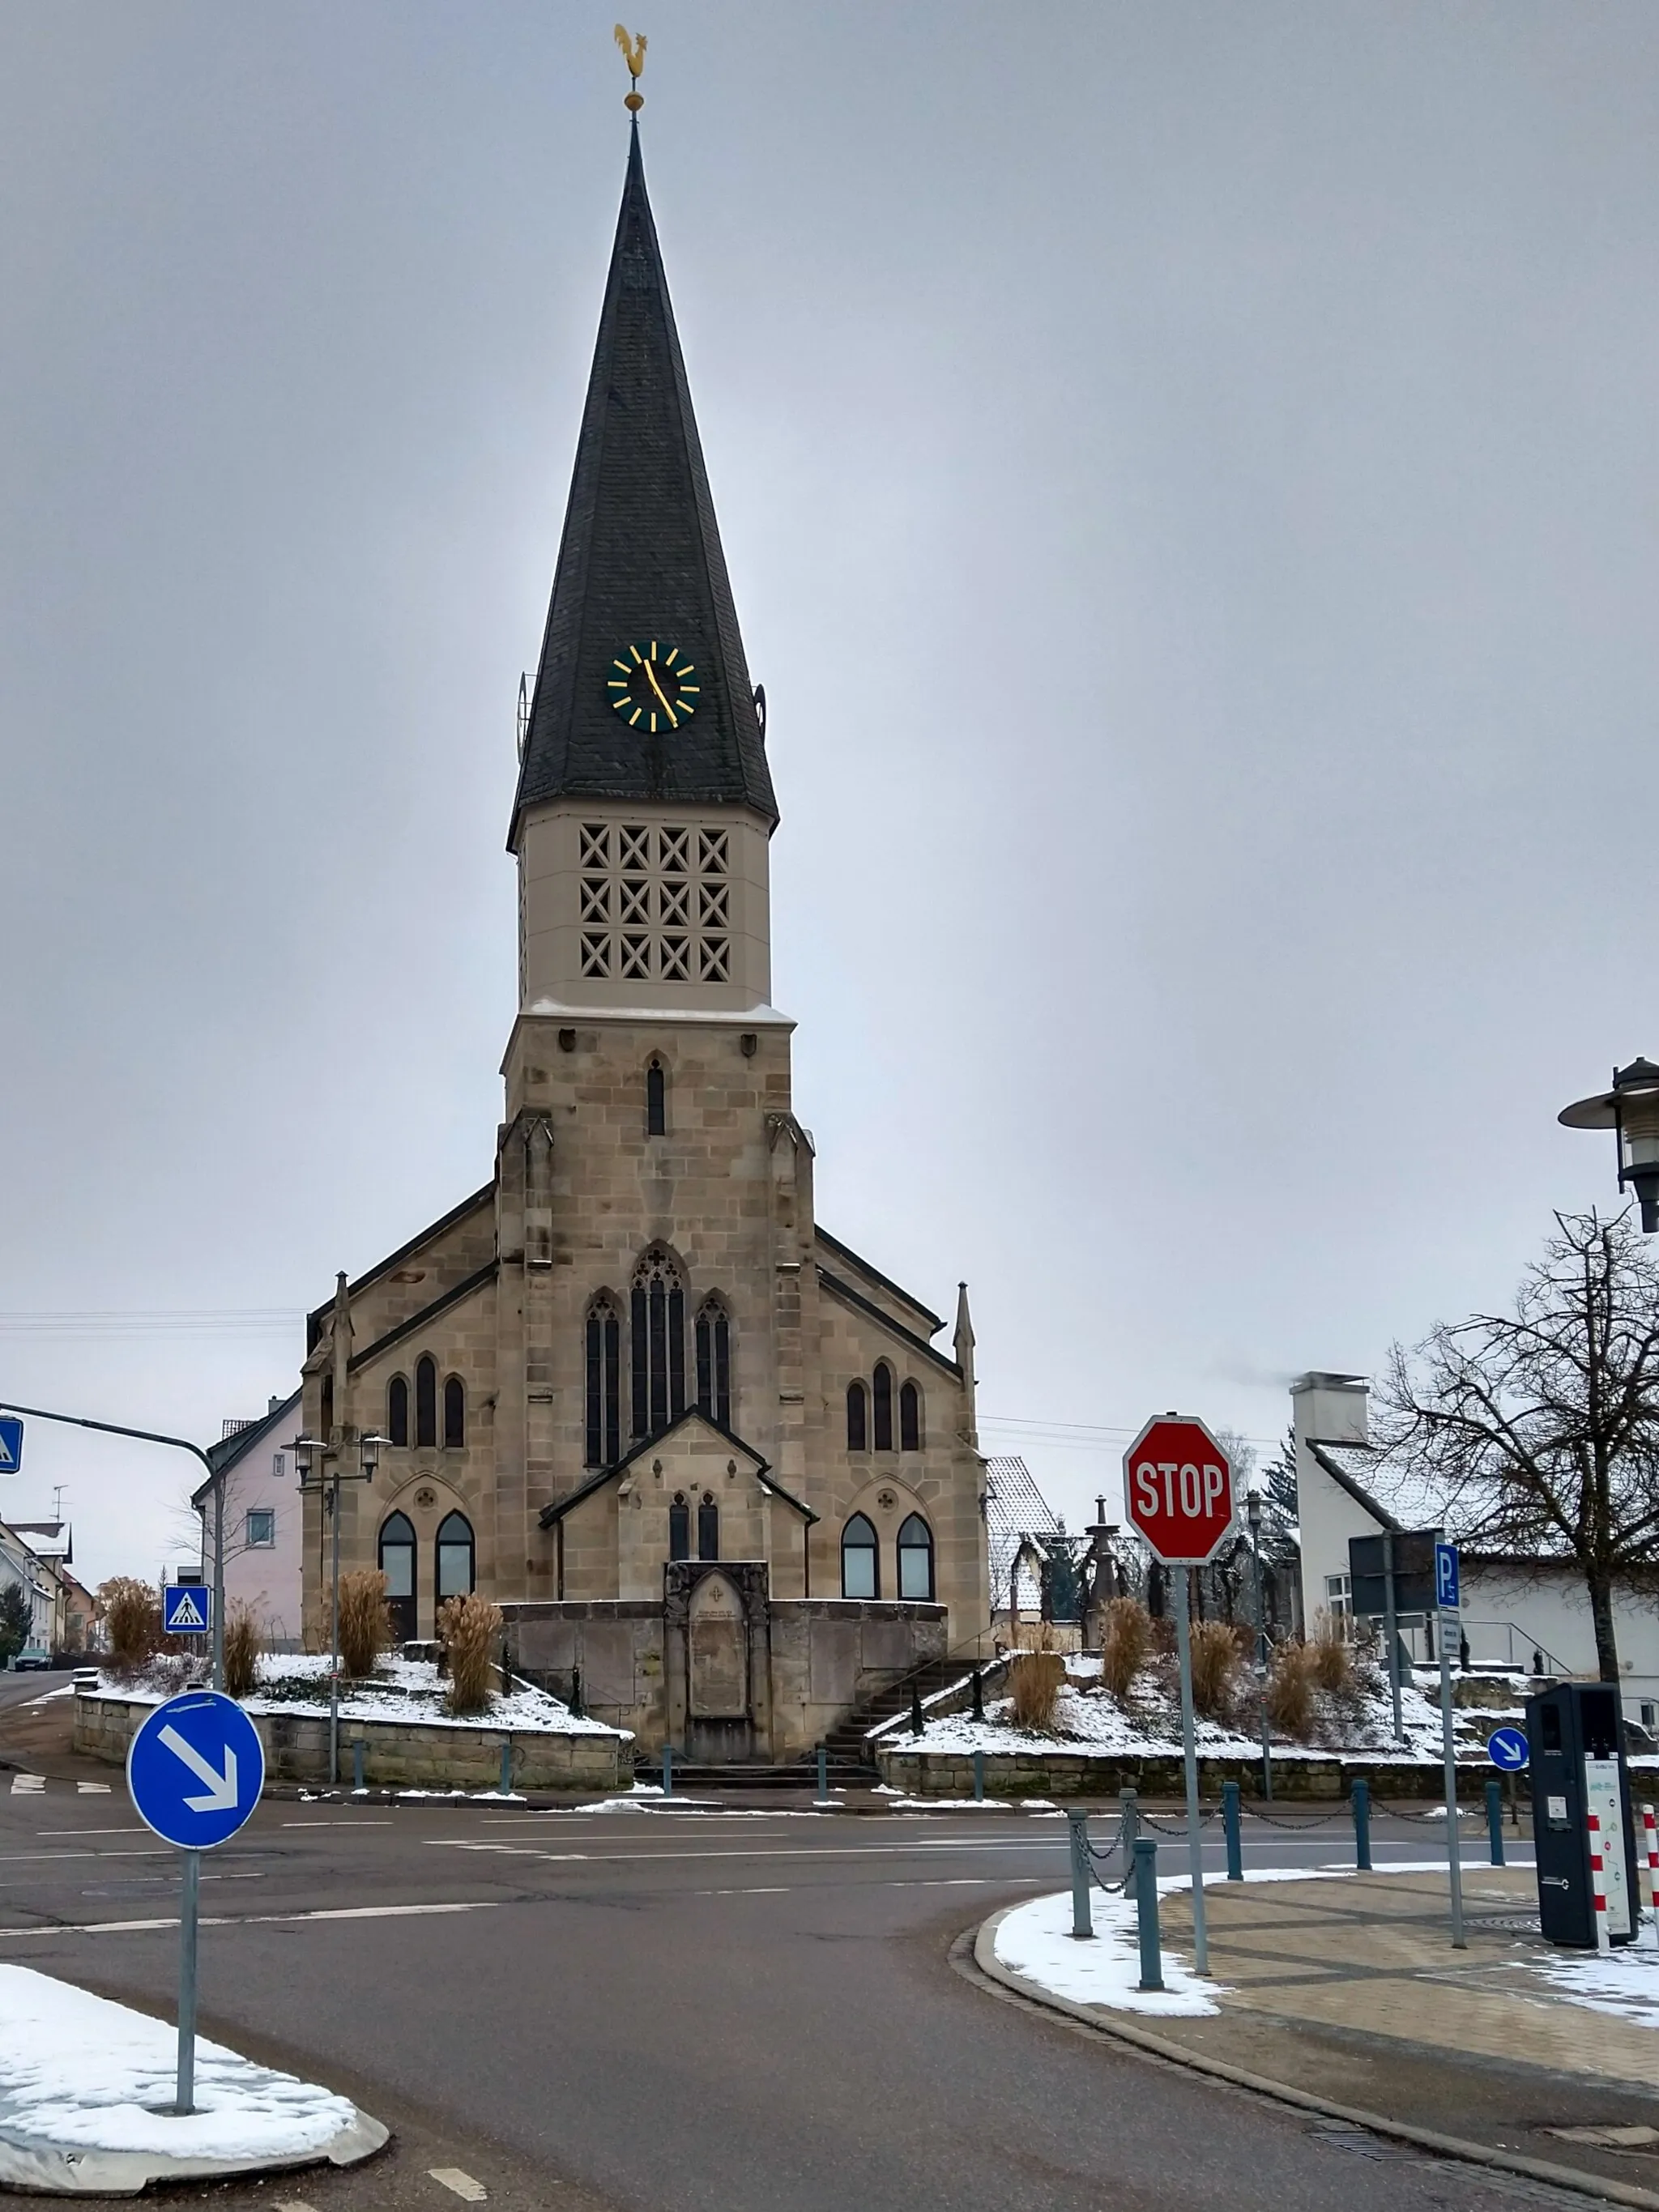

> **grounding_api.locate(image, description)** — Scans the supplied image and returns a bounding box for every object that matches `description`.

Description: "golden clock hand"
[642,659,679,728]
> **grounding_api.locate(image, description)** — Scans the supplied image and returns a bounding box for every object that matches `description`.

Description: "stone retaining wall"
[873,1743,1507,1801]
[73,1694,629,1793]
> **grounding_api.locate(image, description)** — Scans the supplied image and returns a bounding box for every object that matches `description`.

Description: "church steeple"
[510,123,777,846]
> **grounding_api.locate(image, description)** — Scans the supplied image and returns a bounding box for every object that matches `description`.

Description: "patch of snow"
[1533,1941,1659,2030]
[0,1965,359,2161]
[993,1887,1223,2018]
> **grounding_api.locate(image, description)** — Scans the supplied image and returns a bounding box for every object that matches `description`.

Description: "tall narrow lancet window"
[842,1513,879,1600]
[697,1493,719,1561]
[695,1300,731,1428]
[669,1494,691,1562]
[899,1380,922,1453]
[630,1250,685,1438]
[872,1363,894,1453]
[897,1513,935,1601]
[387,1375,409,1449]
[378,1512,417,1646]
[585,1297,622,1468]
[443,1376,465,1449]
[415,1357,437,1449]
[435,1511,476,1602]
[646,1058,667,1137]
[846,1381,868,1453]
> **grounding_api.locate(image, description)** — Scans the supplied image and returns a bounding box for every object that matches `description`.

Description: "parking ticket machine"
[1525,1681,1638,1949]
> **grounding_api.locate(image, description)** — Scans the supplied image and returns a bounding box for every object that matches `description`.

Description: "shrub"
[1311,1609,1354,1695]
[97,1577,160,1677]
[1007,1649,1065,1733]
[1188,1618,1241,1723]
[337,1570,393,1681]
[223,1603,262,1701]
[1100,1597,1151,1703]
[440,1592,504,1715]
[1265,1640,1318,1741]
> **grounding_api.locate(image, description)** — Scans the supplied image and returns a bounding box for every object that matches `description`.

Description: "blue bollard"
[499,1737,513,1796]
[1223,1779,1243,1881]
[662,1744,673,1799]
[1068,1809,1094,1938]
[1134,1838,1162,1991]
[1486,1779,1504,1866]
[817,1745,829,1804]
[1352,1777,1371,1870]
[973,1749,985,1804]
[1120,1789,1141,1899]
[352,1740,365,1793]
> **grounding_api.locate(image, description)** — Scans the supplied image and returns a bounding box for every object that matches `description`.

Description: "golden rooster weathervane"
[615,23,646,113]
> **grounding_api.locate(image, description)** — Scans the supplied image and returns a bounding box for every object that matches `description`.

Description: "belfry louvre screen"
[578,822,731,983]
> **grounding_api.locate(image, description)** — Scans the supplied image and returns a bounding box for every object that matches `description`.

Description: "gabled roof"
[510,123,777,843]
[816,1268,962,1378]
[537,1405,816,1528]
[193,1390,301,1506]
[813,1227,945,1335]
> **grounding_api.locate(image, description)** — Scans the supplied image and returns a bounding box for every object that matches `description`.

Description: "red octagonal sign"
[1123,1414,1235,1566]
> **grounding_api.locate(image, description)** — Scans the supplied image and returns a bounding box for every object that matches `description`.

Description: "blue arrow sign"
[0,1416,21,1475]
[1487,1725,1529,1771]
[127,1690,264,1849]
[162,1583,211,1635]
[1435,1541,1461,1612]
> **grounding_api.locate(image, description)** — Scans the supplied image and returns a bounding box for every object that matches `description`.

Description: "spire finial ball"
[625,90,644,113]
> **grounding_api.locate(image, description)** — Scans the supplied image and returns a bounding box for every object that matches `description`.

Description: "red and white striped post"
[1588,1811,1612,1953]
[1643,1803,1658,1950]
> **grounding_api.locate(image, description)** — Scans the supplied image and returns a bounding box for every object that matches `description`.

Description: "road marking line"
[429,2168,488,2201]
[10,1776,45,1793]
[0,1899,504,1938]
[75,1783,111,1794]
[280,1819,394,1828]
[429,1839,1059,1864]
[274,2201,321,2210]
[37,1826,147,1837]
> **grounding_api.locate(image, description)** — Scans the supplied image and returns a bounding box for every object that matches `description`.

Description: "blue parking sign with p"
[163,1583,212,1635]
[1435,1541,1460,1612]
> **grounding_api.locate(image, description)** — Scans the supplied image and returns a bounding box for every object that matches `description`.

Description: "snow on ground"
[0,1964,360,2161]
[1533,1939,1659,2029]
[992,1885,1226,2017]
[93,1654,625,1738]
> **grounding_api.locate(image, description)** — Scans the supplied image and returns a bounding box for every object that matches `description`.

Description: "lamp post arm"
[0,1399,215,1478]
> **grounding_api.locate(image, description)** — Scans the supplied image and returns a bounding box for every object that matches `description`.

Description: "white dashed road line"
[429,2168,488,2201]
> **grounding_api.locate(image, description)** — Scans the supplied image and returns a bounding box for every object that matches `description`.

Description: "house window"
[872,1364,894,1452]
[585,1298,622,1467]
[271,1451,286,1481]
[697,1494,719,1561]
[899,1380,922,1452]
[1324,1574,1353,1636]
[842,1513,879,1599]
[245,1509,275,1549]
[695,1300,731,1427]
[387,1375,409,1448]
[646,1058,667,1136]
[847,1380,868,1452]
[897,1513,934,1601]
[436,1511,476,1601]
[630,1249,686,1438]
[443,1375,465,1449]
[669,1494,691,1562]
[416,1357,437,1449]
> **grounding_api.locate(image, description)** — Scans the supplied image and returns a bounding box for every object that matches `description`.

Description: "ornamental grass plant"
[1188,1617,1242,1723]
[1265,1639,1318,1741]
[1099,1596,1151,1703]
[1311,1609,1354,1695]
[440,1592,504,1715]
[96,1577,160,1678]
[337,1569,394,1681]
[1007,1648,1065,1733]
[223,1602,262,1701]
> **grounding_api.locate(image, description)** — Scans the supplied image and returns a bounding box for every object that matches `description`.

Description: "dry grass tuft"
[1100,1597,1152,1703]
[337,1570,393,1681]
[223,1603,262,1701]
[1007,1649,1065,1733]
[439,1592,505,1715]
[1188,1618,1242,1722]
[1265,1640,1318,1741]
[1311,1609,1354,1694]
[97,1578,160,1677]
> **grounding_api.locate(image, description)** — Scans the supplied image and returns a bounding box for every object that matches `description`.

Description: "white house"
[1292,1370,1659,1724]
[191,1392,303,1652]
[0,1516,60,1663]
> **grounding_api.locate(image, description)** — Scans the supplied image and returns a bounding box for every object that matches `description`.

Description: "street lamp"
[1245,1483,1273,1801]
[1559,1058,1659,1232]
[293,1432,386,1784]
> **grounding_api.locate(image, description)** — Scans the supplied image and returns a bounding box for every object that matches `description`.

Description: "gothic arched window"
[842,1513,879,1600]
[630,1249,686,1438]
[415,1357,437,1449]
[585,1296,621,1468]
[378,1511,416,1645]
[847,1380,868,1453]
[435,1511,476,1601]
[695,1299,731,1428]
[669,1493,691,1562]
[387,1375,409,1449]
[697,1492,719,1562]
[872,1363,894,1453]
[646,1057,667,1136]
[897,1512,935,1601]
[443,1375,465,1449]
[899,1379,922,1452]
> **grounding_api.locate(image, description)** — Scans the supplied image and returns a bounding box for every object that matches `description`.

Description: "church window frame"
[697,1492,719,1562]
[415,1357,437,1450]
[442,1375,465,1450]
[646,1057,667,1137]
[669,1493,691,1562]
[585,1295,622,1468]
[630,1247,687,1440]
[846,1379,868,1453]
[387,1375,409,1450]
[872,1363,894,1453]
[897,1512,935,1602]
[841,1513,879,1600]
[695,1298,731,1429]
[377,1511,417,1632]
[899,1379,923,1453]
[435,1510,476,1603]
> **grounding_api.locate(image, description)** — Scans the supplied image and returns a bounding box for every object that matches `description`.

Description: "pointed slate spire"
[510,124,777,843]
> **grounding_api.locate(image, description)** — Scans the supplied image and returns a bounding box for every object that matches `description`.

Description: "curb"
[970,1902,1659,2212]
[0,2104,388,2198]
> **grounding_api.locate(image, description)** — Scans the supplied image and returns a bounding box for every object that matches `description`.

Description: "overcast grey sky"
[2,4,1657,1583]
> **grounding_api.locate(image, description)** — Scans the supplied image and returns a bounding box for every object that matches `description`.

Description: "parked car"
[11,1652,54,1672]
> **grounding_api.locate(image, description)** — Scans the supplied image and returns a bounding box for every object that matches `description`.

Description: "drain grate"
[1465,1912,1542,1933]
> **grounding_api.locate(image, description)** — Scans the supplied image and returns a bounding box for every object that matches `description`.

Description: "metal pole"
[1486,1779,1504,1865]
[662,1743,672,1798]
[1382,1530,1402,1746]
[1172,1565,1209,1976]
[1222,1779,1242,1879]
[175,1848,200,2114]
[972,1748,984,1803]
[211,1469,225,1692]
[1351,1777,1371,1869]
[1068,1809,1094,1938]
[1120,1788,1140,1898]
[1438,1600,1465,1947]
[817,1745,829,1805]
[352,1739,365,1793]
[500,1737,513,1796]
[1252,1524,1273,1800]
[329,1471,341,1789]
[1133,1838,1162,1991]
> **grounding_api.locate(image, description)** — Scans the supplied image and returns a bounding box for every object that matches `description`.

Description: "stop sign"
[1123,1414,1235,1565]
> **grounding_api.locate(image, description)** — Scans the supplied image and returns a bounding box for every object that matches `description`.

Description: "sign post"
[126,1690,264,2112]
[1435,1539,1465,1949]
[1124,1414,1236,1980]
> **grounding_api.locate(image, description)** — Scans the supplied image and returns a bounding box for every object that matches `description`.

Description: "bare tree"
[1381,1208,1659,1681]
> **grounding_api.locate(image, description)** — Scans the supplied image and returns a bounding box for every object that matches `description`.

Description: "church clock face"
[606,641,700,734]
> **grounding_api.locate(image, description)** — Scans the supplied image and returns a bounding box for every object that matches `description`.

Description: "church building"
[296,118,992,1761]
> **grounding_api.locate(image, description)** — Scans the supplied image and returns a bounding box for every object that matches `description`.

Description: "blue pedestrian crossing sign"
[126,1690,264,1849]
[0,1416,22,1475]
[1435,1541,1461,1612]
[1487,1726,1529,1771]
[162,1583,211,1635]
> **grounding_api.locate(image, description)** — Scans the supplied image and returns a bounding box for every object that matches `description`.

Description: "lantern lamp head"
[1559,1058,1659,1233]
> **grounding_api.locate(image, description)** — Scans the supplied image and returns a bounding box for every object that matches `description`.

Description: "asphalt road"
[0,1683,1572,2212]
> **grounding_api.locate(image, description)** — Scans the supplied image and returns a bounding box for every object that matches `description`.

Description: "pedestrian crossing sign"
[0,1416,22,1475]
[163,1583,211,1635]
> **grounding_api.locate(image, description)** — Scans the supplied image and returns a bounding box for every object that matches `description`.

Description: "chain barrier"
[1374,1801,1482,1824]
[1139,1805,1220,1835]
[1239,1802,1353,1831]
